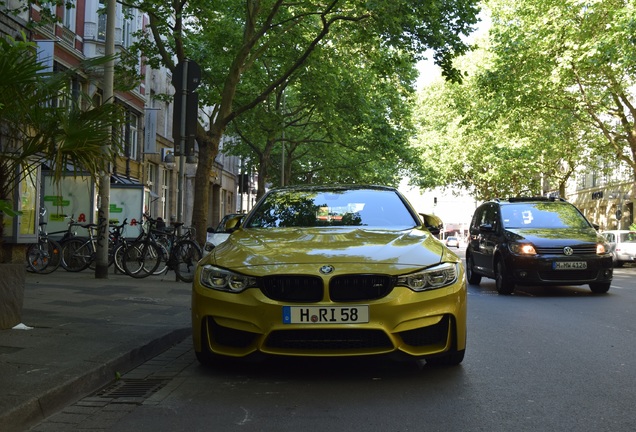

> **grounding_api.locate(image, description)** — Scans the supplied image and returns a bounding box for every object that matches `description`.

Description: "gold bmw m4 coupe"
[192,185,467,366]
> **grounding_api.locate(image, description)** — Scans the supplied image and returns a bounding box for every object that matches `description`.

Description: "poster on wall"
[110,186,145,238]
[41,174,94,239]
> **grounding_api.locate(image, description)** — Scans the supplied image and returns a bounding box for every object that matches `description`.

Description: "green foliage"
[100,0,480,241]
[225,25,420,190]
[412,0,636,201]
[0,35,124,242]
[484,0,636,182]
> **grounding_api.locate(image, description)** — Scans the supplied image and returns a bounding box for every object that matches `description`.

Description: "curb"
[1,327,190,432]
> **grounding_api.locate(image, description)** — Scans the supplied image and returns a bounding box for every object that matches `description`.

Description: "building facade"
[1,0,239,241]
[565,160,635,231]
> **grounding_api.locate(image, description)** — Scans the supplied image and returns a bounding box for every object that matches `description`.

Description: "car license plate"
[283,306,369,324]
[553,261,587,270]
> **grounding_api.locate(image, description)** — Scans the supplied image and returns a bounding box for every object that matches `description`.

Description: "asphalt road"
[30,252,636,432]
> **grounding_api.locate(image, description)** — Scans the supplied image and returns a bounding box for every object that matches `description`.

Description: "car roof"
[491,197,569,205]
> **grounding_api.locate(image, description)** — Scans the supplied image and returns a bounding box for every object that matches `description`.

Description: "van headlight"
[509,243,537,255]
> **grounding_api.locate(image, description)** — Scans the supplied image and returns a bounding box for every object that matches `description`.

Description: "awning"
[111,174,141,185]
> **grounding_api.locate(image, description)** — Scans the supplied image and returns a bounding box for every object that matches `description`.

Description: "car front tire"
[466,254,482,285]
[495,259,515,295]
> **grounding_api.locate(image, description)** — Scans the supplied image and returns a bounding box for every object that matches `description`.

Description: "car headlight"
[597,243,607,254]
[199,265,257,293]
[396,262,458,292]
[509,243,537,255]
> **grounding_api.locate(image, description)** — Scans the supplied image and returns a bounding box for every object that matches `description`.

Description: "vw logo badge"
[563,247,574,256]
[319,265,334,274]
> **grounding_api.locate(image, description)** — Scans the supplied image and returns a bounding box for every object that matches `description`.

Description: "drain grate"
[95,378,168,402]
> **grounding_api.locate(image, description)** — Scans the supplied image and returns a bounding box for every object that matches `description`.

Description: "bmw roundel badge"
[319,265,334,274]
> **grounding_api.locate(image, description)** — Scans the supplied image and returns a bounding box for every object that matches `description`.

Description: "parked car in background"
[203,213,244,255]
[465,197,613,295]
[193,185,467,367]
[445,236,460,248]
[601,230,636,267]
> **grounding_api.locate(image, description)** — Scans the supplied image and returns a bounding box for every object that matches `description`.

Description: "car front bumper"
[505,254,613,286]
[192,269,467,359]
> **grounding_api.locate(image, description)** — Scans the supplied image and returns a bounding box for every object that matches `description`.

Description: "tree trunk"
[192,127,222,245]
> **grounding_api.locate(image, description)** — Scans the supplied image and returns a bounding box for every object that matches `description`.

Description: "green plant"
[0,34,124,259]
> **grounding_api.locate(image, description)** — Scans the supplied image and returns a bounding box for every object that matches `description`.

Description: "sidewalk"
[0,269,192,432]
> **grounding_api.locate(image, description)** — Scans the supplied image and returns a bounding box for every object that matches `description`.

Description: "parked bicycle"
[60,221,100,272]
[151,221,202,282]
[121,214,202,282]
[109,219,129,274]
[60,218,130,273]
[26,208,62,274]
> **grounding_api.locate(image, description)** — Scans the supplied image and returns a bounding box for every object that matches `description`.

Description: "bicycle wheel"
[152,242,170,276]
[173,239,203,283]
[26,239,62,274]
[113,241,128,274]
[122,241,161,278]
[61,238,93,272]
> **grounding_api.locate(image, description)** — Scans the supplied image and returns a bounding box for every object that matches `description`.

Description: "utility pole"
[281,89,285,187]
[95,0,116,278]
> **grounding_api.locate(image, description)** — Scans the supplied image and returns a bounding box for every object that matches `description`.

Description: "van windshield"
[501,203,591,229]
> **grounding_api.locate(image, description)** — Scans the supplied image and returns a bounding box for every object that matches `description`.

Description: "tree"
[124,0,480,243]
[411,2,617,201]
[226,30,419,197]
[0,35,123,262]
[484,0,636,189]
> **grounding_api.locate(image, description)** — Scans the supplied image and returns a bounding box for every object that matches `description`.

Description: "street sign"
[172,59,201,93]
[172,59,201,155]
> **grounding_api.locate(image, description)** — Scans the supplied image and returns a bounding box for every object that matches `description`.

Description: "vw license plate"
[554,261,587,270]
[283,306,369,324]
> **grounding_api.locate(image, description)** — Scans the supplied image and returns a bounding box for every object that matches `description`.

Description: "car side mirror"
[206,226,215,234]
[420,213,443,236]
[224,215,243,233]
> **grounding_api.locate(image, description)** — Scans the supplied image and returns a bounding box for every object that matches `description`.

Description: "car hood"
[205,227,447,270]
[505,227,604,245]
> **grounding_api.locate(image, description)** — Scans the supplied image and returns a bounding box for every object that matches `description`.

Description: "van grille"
[535,245,597,255]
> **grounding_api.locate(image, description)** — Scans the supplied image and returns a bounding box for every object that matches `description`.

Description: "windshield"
[501,202,591,229]
[245,188,418,229]
[620,232,636,242]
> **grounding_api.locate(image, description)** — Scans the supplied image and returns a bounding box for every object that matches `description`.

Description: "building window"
[97,0,106,41]
[122,6,134,48]
[161,167,169,219]
[128,112,139,160]
[63,0,77,32]
[147,163,156,188]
